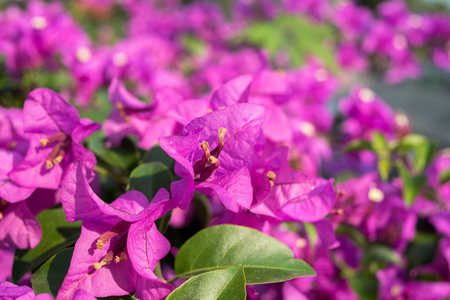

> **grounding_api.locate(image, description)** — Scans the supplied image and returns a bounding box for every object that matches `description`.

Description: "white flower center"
[393,34,407,50]
[299,121,316,137]
[76,46,92,63]
[113,52,128,67]
[368,186,384,202]
[31,16,48,30]
[395,113,409,127]
[408,14,422,28]
[359,88,375,103]
[296,238,307,248]
[314,69,328,82]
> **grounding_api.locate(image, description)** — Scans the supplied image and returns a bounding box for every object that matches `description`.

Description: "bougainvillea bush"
[1,0,450,299]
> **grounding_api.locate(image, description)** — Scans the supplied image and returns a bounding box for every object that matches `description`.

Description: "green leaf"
[344,139,373,152]
[372,132,389,154]
[372,132,391,181]
[440,169,450,184]
[88,133,140,173]
[406,232,440,269]
[167,265,246,300]
[175,224,315,284]
[349,273,378,300]
[13,208,81,282]
[142,144,176,170]
[243,15,339,71]
[77,89,112,123]
[31,248,73,297]
[397,160,426,206]
[398,134,436,173]
[127,162,174,201]
[363,244,403,266]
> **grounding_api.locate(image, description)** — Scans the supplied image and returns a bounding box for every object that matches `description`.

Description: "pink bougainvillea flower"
[159,103,266,211]
[104,78,182,150]
[58,162,175,299]
[8,88,100,190]
[0,281,53,299]
[0,107,29,155]
[338,86,396,141]
[250,145,335,222]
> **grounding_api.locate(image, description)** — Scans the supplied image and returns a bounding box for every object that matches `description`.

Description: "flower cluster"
[1,0,450,300]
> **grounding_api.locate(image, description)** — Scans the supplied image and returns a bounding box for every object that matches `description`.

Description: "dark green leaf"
[13,208,81,282]
[167,265,246,300]
[77,89,112,123]
[406,232,440,269]
[88,133,140,173]
[142,144,176,170]
[363,244,402,266]
[397,160,426,206]
[127,162,174,201]
[349,273,378,300]
[175,224,315,284]
[31,248,73,297]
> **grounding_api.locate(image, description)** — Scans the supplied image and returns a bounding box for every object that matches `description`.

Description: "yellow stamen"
[93,262,106,270]
[208,156,219,164]
[53,155,63,165]
[40,138,49,147]
[276,69,286,76]
[0,212,3,220]
[206,109,213,113]
[8,141,17,149]
[267,171,276,181]
[45,160,53,169]
[96,240,105,250]
[218,127,227,136]
[267,171,276,187]
[114,252,128,263]
[93,253,114,270]
[200,141,209,151]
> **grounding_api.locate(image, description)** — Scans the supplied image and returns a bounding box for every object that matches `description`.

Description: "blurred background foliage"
[1,0,449,145]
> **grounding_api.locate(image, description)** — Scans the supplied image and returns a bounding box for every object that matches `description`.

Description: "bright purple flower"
[210,71,294,143]
[0,149,35,202]
[104,79,183,149]
[433,43,450,71]
[63,44,108,107]
[58,162,175,299]
[336,42,369,72]
[159,103,265,211]
[377,265,450,300]
[250,145,335,222]
[0,281,52,299]
[0,1,87,75]
[0,246,15,281]
[282,0,330,21]
[335,174,416,251]
[339,86,396,141]
[377,0,409,28]
[0,107,29,155]
[333,2,373,40]
[8,88,100,190]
